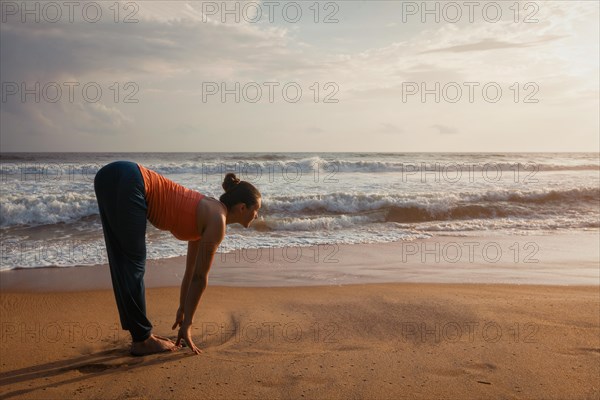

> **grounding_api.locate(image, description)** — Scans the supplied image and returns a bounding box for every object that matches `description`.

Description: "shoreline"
[1,231,598,292]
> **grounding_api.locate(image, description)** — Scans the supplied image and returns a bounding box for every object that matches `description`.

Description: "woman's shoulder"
[200,196,227,215]
[195,196,227,234]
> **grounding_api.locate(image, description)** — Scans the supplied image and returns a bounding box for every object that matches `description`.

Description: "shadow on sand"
[0,341,192,399]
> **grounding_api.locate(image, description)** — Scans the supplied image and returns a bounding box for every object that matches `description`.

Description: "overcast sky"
[1,0,598,152]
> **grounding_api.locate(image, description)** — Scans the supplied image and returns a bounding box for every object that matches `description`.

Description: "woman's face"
[241,198,261,228]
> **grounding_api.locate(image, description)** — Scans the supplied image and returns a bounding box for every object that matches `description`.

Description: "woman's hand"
[176,321,202,355]
[172,307,185,330]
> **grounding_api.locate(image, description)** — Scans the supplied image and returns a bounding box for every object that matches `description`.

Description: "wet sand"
[1,232,599,292]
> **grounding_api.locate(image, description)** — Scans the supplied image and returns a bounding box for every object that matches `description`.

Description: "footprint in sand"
[558,347,600,357]
[72,359,144,374]
[577,347,600,355]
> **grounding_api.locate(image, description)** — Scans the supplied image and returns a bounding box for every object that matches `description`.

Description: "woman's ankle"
[132,332,153,343]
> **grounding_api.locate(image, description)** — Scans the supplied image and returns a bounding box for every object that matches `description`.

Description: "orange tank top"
[137,163,205,241]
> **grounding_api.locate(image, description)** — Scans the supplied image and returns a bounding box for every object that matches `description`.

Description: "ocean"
[1,152,598,271]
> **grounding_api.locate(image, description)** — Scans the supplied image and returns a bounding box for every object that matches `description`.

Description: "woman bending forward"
[94,161,261,356]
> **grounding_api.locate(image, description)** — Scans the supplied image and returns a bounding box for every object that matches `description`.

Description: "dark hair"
[219,173,261,211]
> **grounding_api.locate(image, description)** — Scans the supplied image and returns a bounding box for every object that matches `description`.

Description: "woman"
[93,161,261,356]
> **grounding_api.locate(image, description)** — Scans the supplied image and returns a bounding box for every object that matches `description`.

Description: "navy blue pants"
[94,161,152,342]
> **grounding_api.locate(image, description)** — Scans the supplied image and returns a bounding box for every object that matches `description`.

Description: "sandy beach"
[1,283,599,399]
[1,235,599,399]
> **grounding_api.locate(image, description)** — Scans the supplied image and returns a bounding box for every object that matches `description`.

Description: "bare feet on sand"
[130,334,179,356]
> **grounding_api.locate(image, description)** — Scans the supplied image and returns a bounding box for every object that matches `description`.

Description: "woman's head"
[219,173,262,227]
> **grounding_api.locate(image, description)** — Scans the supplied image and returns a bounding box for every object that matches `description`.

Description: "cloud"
[0,1,597,151]
[0,7,322,147]
[172,123,200,136]
[431,124,458,135]
[0,10,302,83]
[420,36,565,54]
[306,126,324,134]
[378,123,404,134]
[78,102,134,131]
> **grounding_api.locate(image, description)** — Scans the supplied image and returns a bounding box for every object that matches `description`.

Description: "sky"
[1,0,598,152]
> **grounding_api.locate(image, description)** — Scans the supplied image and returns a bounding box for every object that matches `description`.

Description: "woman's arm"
[172,240,200,331]
[182,215,225,324]
[176,216,225,354]
[179,240,200,311]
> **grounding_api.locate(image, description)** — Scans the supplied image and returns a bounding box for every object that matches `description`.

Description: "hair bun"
[222,173,241,192]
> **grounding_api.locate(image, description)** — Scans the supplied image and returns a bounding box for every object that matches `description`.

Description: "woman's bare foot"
[153,334,176,344]
[130,334,178,356]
